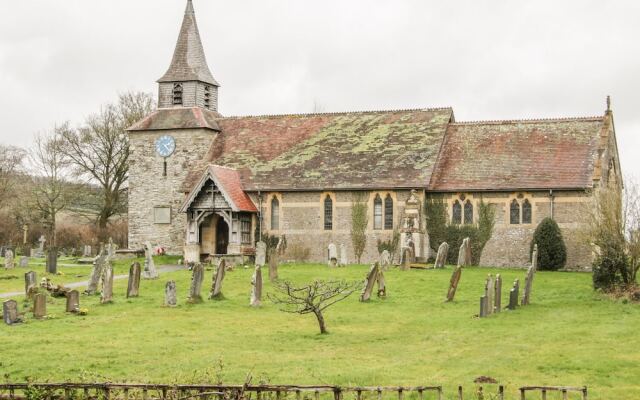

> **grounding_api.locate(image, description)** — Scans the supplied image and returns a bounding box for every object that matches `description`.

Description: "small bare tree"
[269,279,360,334]
[0,145,25,211]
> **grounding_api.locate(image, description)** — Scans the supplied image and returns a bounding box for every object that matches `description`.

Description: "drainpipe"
[257,191,263,243]
[549,189,555,219]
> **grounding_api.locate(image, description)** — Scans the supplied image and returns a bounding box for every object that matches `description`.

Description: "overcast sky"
[1,0,638,177]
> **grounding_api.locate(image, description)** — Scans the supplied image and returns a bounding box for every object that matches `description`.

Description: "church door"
[215,218,229,255]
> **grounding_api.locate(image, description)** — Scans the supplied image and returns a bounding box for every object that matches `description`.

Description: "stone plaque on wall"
[153,206,171,224]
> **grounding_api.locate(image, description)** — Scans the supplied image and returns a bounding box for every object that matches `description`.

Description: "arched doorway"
[215,218,229,255]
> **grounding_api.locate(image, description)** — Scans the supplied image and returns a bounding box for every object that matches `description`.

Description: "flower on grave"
[77,308,89,316]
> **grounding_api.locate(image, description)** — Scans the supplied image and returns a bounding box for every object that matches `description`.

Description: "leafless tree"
[0,145,25,210]
[268,279,360,334]
[58,92,154,237]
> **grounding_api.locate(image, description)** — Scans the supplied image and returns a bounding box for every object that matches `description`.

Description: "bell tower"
[157,0,220,111]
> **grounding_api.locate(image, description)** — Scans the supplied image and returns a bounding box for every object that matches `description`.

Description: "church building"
[127,0,622,269]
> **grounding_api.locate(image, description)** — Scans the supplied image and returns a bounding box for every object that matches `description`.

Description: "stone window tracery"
[452,200,462,225]
[373,194,383,230]
[324,195,333,230]
[522,199,532,224]
[464,200,474,225]
[384,194,394,230]
[510,199,520,224]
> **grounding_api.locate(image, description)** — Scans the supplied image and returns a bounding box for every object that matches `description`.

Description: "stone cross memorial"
[255,241,266,267]
[327,243,338,267]
[66,290,80,313]
[339,243,348,267]
[33,293,46,319]
[188,263,205,303]
[434,242,449,268]
[522,244,538,306]
[127,262,141,298]
[360,263,379,302]
[165,281,177,307]
[210,259,226,299]
[4,249,14,269]
[101,263,114,304]
[3,300,20,325]
[35,235,46,257]
[445,265,463,302]
[250,265,263,307]
[24,271,37,297]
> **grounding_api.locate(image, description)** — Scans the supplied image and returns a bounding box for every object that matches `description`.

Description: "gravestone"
[165,281,177,307]
[479,295,488,318]
[4,249,14,269]
[270,236,286,281]
[445,266,463,302]
[379,250,391,270]
[339,243,348,267]
[35,235,46,257]
[86,245,107,295]
[19,256,29,268]
[83,245,92,257]
[210,259,226,299]
[255,241,267,267]
[3,300,20,325]
[464,237,472,265]
[522,244,538,306]
[508,279,520,310]
[457,241,466,267]
[401,247,414,271]
[46,247,57,274]
[127,262,141,298]
[250,265,262,307]
[24,271,37,297]
[101,263,114,304]
[485,275,495,316]
[143,242,159,279]
[33,293,46,319]
[377,268,386,297]
[327,243,338,267]
[494,274,502,313]
[188,263,205,303]
[434,242,449,268]
[66,290,80,313]
[360,263,379,302]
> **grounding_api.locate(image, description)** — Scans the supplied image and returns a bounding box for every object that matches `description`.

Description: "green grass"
[1,261,638,400]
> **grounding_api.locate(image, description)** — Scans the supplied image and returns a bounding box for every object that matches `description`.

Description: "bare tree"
[27,127,72,247]
[268,279,360,334]
[0,145,25,210]
[59,92,154,237]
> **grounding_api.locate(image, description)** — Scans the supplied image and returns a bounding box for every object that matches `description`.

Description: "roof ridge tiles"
[217,107,453,120]
[452,116,604,125]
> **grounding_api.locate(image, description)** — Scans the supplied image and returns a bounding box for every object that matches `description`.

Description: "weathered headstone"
[210,259,226,299]
[379,250,391,270]
[165,281,177,307]
[188,263,205,303]
[377,268,386,297]
[24,271,37,297]
[250,265,263,307]
[508,279,520,310]
[86,245,107,295]
[255,241,267,267]
[464,237,472,265]
[445,265,463,302]
[19,256,29,268]
[101,263,114,304]
[479,294,488,318]
[327,243,338,267]
[485,275,495,316]
[35,235,46,257]
[494,274,502,313]
[143,242,159,279]
[522,244,538,306]
[83,245,92,257]
[434,242,449,268]
[3,300,20,325]
[4,249,14,269]
[46,247,57,274]
[66,290,80,313]
[127,262,141,298]
[269,236,285,281]
[360,263,379,302]
[339,243,348,267]
[33,293,46,319]
[457,241,466,267]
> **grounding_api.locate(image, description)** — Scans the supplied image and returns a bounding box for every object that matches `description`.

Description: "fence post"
[519,388,525,400]
[398,387,403,400]
[437,386,443,400]
[541,389,547,400]
[458,385,463,400]
[582,387,588,400]
[498,385,504,400]
[562,389,567,400]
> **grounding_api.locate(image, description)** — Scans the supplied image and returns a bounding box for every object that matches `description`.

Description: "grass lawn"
[0,260,638,400]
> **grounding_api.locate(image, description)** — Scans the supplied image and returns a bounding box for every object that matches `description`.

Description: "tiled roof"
[183,108,453,191]
[127,107,221,131]
[157,0,219,86]
[180,165,257,213]
[429,117,604,191]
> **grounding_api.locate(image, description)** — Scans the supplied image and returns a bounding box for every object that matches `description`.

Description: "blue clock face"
[155,135,176,157]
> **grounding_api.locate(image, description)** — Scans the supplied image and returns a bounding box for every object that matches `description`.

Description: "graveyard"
[1,257,639,400]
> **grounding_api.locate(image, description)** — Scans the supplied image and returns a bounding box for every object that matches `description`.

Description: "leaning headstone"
[360,263,379,302]
[24,271,37,297]
[86,245,107,295]
[3,300,20,325]
[434,242,449,268]
[100,263,114,304]
[494,274,502,313]
[209,259,226,299]
[66,290,80,313]
[165,281,177,307]
[379,250,391,270]
[250,265,263,307]
[143,242,159,279]
[377,268,386,298]
[4,249,15,269]
[508,279,520,310]
[46,247,57,274]
[339,244,348,267]
[327,243,338,267]
[445,265,463,302]
[188,263,205,303]
[127,262,141,298]
[19,256,29,268]
[255,241,267,267]
[33,293,46,319]
[522,244,538,306]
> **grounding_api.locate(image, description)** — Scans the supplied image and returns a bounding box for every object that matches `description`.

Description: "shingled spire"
[157,0,219,111]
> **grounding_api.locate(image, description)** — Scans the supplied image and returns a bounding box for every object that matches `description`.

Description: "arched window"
[522,199,532,224]
[324,195,333,230]
[510,199,520,224]
[270,197,279,230]
[172,83,183,105]
[373,195,383,230]
[384,194,394,230]
[452,200,462,225]
[464,200,474,225]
